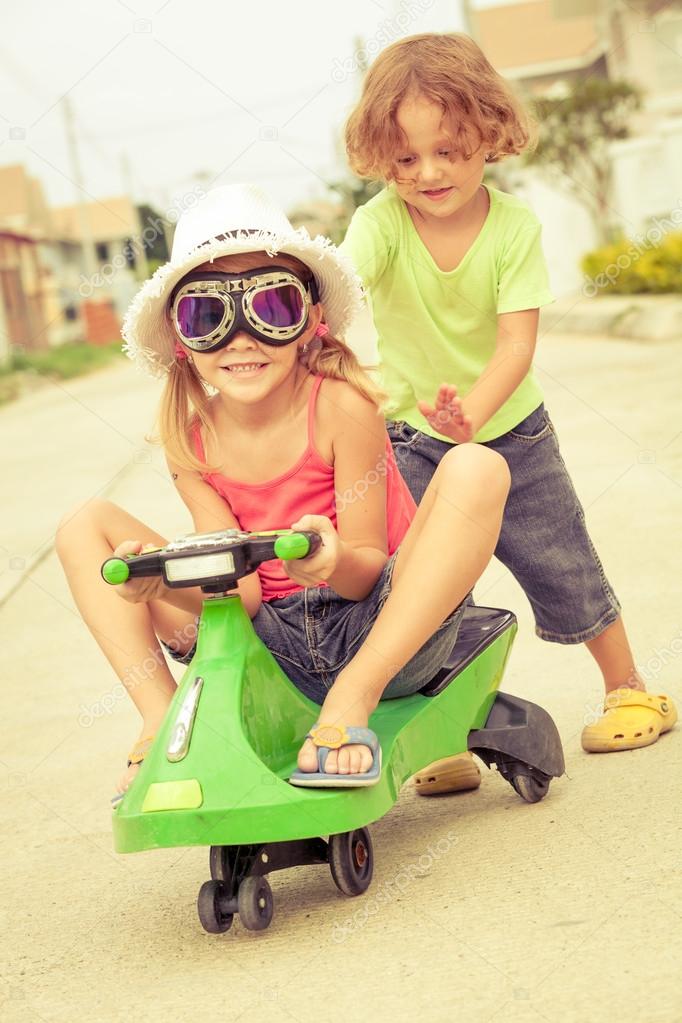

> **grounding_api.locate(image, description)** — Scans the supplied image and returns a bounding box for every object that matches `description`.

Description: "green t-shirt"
[340,183,556,443]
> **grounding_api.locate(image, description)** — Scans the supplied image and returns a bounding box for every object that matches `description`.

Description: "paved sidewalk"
[1,331,681,1023]
[0,362,168,604]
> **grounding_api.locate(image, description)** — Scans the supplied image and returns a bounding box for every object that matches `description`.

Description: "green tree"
[136,204,170,265]
[525,78,642,246]
[325,177,384,243]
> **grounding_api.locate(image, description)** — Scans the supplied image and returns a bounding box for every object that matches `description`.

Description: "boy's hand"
[285,514,342,588]
[110,540,168,604]
[418,383,475,444]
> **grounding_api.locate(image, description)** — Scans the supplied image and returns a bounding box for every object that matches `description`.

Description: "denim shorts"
[163,550,467,706]
[387,404,622,645]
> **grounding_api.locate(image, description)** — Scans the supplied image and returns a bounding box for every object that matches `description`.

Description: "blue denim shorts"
[387,404,622,645]
[163,550,467,706]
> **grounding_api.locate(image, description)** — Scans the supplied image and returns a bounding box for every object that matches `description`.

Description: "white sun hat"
[121,183,364,378]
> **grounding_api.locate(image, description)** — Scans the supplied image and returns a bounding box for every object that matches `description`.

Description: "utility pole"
[461,0,477,38]
[61,96,98,283]
[61,96,120,345]
[120,151,149,279]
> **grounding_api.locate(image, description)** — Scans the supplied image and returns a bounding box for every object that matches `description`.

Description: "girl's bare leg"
[56,499,198,792]
[298,444,511,774]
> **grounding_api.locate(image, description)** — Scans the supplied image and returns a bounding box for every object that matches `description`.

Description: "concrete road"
[1,328,681,1023]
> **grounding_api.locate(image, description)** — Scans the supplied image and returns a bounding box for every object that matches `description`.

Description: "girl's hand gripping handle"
[273,530,322,561]
[284,515,340,588]
[101,549,163,585]
[101,541,168,603]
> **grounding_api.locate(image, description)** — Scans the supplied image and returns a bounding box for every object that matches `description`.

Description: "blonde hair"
[154,252,388,473]
[345,32,534,181]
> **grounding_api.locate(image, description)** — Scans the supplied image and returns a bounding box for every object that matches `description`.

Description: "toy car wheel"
[511,772,551,803]
[209,845,233,883]
[237,876,274,931]
[197,880,234,934]
[328,827,373,896]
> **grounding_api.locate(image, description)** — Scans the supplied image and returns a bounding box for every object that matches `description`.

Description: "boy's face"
[393,94,487,221]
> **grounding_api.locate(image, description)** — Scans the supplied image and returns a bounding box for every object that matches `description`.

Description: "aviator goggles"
[169,265,320,353]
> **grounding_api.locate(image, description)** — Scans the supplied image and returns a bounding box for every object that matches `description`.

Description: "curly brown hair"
[345,32,535,181]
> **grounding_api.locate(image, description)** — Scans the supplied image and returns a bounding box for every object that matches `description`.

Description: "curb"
[540,293,682,342]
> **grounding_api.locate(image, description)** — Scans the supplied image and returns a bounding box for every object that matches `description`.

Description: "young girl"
[341,32,676,793]
[56,183,511,801]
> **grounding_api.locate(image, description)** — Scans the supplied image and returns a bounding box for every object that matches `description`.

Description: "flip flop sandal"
[111,734,156,808]
[289,723,382,788]
[581,690,677,753]
[413,751,481,796]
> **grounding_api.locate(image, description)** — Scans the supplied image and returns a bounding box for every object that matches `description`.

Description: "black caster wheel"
[197,880,234,934]
[237,876,274,931]
[209,845,233,883]
[328,827,373,896]
[511,772,551,803]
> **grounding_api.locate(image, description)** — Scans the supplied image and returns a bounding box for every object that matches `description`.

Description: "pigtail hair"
[151,357,220,474]
[300,329,390,413]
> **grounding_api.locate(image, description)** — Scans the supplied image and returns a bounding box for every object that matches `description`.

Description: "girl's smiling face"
[393,93,487,221]
[175,251,321,405]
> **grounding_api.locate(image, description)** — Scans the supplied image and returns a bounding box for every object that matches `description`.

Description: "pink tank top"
[193,375,417,601]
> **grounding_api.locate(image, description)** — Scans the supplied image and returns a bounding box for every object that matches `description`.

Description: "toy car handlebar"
[101,528,322,594]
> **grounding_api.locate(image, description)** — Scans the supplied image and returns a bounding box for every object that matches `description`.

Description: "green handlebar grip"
[101,557,130,585]
[273,531,320,561]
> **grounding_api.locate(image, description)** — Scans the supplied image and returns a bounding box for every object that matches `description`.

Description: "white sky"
[0,0,487,216]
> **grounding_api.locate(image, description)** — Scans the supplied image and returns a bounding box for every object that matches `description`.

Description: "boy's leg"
[386,420,446,505]
[585,617,643,692]
[482,405,677,752]
[56,498,198,791]
[482,405,623,647]
[580,619,677,751]
[297,444,511,775]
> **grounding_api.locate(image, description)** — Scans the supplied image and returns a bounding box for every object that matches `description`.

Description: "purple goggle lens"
[251,284,304,327]
[176,296,225,340]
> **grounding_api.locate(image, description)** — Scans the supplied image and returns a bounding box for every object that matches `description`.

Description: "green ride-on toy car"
[102,527,564,935]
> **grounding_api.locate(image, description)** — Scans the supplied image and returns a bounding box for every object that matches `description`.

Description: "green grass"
[0,340,125,405]
[11,339,124,379]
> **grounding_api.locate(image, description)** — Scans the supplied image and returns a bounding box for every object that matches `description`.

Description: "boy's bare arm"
[417,309,539,442]
[461,308,539,435]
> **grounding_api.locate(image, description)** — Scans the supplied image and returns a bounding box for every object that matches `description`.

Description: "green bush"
[581,231,682,295]
[10,339,124,380]
[0,340,125,405]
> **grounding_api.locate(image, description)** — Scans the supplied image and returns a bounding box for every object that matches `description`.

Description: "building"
[0,229,48,360]
[474,0,608,94]
[0,163,172,355]
[0,165,52,361]
[471,0,682,294]
[51,195,149,346]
